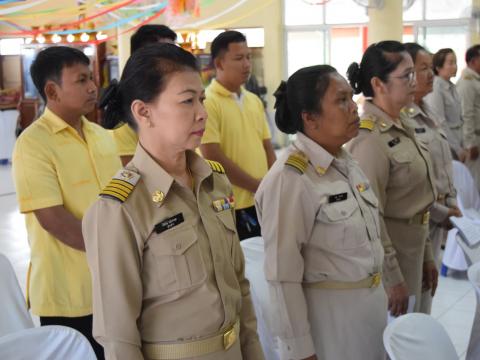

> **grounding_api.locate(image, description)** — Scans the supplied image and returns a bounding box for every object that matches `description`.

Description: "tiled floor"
[0,163,476,358]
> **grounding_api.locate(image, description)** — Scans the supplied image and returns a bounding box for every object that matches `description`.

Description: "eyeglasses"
[390,70,416,84]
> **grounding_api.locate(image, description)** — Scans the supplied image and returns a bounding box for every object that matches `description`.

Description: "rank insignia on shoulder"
[212,195,235,212]
[464,75,473,80]
[359,118,375,131]
[155,213,184,234]
[356,182,369,192]
[328,192,348,203]
[99,169,140,203]
[206,160,225,174]
[415,127,426,134]
[388,137,401,147]
[285,151,308,174]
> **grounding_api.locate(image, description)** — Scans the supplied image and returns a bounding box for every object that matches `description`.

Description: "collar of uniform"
[131,144,175,201]
[294,132,334,174]
[463,66,480,80]
[363,100,403,133]
[186,149,213,185]
[404,102,437,128]
[435,75,453,91]
[43,107,89,134]
[209,78,245,98]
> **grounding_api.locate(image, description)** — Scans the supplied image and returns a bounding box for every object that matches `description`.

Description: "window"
[425,0,471,20]
[330,27,363,77]
[287,31,325,76]
[284,0,324,26]
[403,0,423,21]
[325,0,368,24]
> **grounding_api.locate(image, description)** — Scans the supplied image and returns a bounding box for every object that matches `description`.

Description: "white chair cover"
[0,325,96,360]
[0,109,18,161]
[383,313,458,360]
[466,263,480,360]
[241,237,280,360]
[443,161,480,270]
[0,253,33,337]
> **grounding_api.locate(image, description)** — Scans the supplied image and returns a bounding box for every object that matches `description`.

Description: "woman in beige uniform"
[255,65,387,360]
[403,43,462,313]
[346,41,438,316]
[82,44,264,360]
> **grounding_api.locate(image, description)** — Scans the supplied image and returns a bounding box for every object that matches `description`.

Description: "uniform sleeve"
[255,169,316,360]
[231,229,265,360]
[425,90,463,155]
[348,132,405,288]
[12,134,63,213]
[82,199,144,360]
[457,80,477,148]
[255,97,271,141]
[201,98,221,145]
[429,202,449,223]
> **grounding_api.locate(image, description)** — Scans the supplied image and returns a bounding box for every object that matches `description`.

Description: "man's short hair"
[130,25,177,53]
[466,45,480,64]
[30,46,90,102]
[210,30,247,63]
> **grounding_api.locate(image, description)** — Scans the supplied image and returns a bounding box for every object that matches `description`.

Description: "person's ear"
[301,111,320,132]
[131,100,153,128]
[214,55,224,72]
[44,81,59,102]
[371,76,387,95]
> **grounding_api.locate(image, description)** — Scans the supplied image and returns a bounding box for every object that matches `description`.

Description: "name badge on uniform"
[212,196,235,212]
[388,137,401,147]
[154,213,184,234]
[328,192,348,203]
[415,127,426,134]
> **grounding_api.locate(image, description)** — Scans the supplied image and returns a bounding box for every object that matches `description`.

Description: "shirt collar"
[209,78,245,98]
[293,132,350,175]
[435,75,453,90]
[43,107,91,135]
[362,100,406,133]
[131,145,213,203]
[464,66,480,80]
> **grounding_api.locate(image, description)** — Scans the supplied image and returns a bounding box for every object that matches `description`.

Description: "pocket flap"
[149,226,198,256]
[320,198,357,222]
[359,189,379,208]
[216,210,237,232]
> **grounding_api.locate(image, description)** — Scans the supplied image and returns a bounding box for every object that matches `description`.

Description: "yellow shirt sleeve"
[201,98,221,145]
[111,124,138,156]
[13,134,63,213]
[261,109,271,141]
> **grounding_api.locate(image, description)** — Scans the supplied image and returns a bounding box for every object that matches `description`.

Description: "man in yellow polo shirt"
[201,31,276,240]
[12,46,121,360]
[109,24,177,165]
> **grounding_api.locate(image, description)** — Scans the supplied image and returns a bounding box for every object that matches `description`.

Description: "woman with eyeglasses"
[346,41,437,316]
[402,43,461,314]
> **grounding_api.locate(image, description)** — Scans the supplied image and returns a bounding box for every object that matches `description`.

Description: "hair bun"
[346,62,362,95]
[99,79,124,130]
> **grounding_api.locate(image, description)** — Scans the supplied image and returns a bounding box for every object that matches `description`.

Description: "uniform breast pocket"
[215,210,238,260]
[146,226,207,296]
[315,197,366,250]
[359,189,381,237]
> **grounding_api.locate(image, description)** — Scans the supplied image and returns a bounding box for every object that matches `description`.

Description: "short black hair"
[432,48,455,75]
[404,42,429,64]
[100,43,198,131]
[347,40,407,97]
[274,65,337,134]
[30,46,90,102]
[210,30,247,63]
[130,24,177,53]
[466,45,480,64]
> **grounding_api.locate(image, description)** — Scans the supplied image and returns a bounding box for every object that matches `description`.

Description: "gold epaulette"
[206,160,225,174]
[285,151,308,174]
[100,169,140,203]
[464,75,473,80]
[359,118,375,131]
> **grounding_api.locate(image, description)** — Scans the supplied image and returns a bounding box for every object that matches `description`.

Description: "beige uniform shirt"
[457,67,480,149]
[404,102,457,222]
[82,145,263,360]
[255,132,385,359]
[346,101,436,289]
[424,76,464,155]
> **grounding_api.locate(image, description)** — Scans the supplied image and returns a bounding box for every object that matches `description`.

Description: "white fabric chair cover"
[0,109,18,161]
[466,263,480,360]
[0,325,96,360]
[383,313,458,360]
[0,253,33,337]
[443,161,480,270]
[241,237,280,360]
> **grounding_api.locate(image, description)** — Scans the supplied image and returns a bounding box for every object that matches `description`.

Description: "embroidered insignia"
[356,183,369,192]
[152,190,165,204]
[212,195,235,212]
[100,169,140,202]
[359,119,375,131]
[206,160,225,174]
[285,151,308,174]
